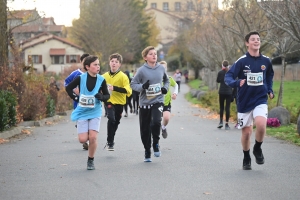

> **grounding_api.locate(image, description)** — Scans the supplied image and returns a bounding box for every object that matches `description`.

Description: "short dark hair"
[109,53,123,63]
[80,53,90,62]
[222,60,229,67]
[244,31,260,43]
[83,55,98,71]
[141,46,155,60]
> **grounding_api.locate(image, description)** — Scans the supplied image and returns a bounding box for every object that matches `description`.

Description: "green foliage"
[0,97,9,131]
[46,95,55,117]
[266,124,300,146]
[0,90,17,131]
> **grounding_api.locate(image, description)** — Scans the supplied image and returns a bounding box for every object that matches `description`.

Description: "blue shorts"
[77,117,101,134]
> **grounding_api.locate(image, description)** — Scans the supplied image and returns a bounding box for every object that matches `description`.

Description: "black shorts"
[163,104,171,112]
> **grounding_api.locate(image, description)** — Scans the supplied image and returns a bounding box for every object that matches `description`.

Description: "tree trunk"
[277,57,286,106]
[0,0,8,67]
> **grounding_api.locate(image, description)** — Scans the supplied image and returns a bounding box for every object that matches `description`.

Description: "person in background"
[216,60,233,130]
[159,61,178,139]
[225,31,274,170]
[173,69,182,92]
[130,46,169,162]
[131,69,140,115]
[123,70,133,117]
[65,55,110,170]
[102,53,132,151]
[64,53,90,150]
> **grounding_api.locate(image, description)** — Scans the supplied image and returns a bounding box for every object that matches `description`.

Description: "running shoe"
[87,159,95,170]
[225,124,230,130]
[153,144,161,157]
[253,148,265,164]
[144,151,152,162]
[217,122,223,128]
[82,142,88,150]
[162,128,168,139]
[124,113,128,117]
[104,142,115,151]
[243,158,252,170]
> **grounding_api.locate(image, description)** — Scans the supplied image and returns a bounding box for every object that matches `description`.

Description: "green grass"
[186,79,300,145]
[266,124,300,146]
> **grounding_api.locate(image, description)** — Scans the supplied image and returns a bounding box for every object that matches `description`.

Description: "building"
[20,32,84,74]
[7,9,64,45]
[145,0,218,46]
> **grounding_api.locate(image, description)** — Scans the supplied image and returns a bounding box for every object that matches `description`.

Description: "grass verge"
[186,79,300,146]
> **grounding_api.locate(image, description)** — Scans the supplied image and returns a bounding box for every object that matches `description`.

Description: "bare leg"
[241,126,253,151]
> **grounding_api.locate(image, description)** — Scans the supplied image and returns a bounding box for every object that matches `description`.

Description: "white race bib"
[79,94,95,108]
[247,72,263,86]
[146,83,161,97]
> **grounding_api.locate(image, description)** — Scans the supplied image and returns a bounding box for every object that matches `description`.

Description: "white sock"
[161,125,166,130]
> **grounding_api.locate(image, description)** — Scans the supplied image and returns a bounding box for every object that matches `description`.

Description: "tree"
[0,0,8,67]
[69,0,158,65]
[256,0,300,44]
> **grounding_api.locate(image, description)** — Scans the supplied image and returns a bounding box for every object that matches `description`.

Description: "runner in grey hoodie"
[131,46,170,162]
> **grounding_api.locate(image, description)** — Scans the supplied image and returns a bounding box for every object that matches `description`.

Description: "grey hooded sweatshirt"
[130,63,170,106]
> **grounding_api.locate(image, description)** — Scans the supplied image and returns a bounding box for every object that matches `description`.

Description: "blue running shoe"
[153,144,161,157]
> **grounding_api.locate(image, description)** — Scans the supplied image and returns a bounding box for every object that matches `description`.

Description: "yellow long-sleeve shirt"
[102,71,132,105]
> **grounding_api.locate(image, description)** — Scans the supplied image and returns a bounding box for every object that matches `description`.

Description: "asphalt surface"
[1,82,300,200]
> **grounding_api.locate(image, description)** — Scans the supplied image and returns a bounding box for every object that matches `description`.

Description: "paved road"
[1,82,300,200]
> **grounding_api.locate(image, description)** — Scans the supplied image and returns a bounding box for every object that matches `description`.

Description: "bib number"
[247,72,263,86]
[146,83,161,97]
[79,94,95,108]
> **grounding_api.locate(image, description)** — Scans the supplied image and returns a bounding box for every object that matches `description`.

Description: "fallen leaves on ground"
[0,138,8,144]
[21,129,31,135]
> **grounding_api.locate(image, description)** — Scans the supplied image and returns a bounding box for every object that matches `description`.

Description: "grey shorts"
[77,117,101,134]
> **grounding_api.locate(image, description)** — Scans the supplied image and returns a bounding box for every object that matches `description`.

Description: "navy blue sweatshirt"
[225,52,274,113]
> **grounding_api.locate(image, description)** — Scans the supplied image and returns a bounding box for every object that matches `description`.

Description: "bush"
[46,95,55,117]
[0,90,17,131]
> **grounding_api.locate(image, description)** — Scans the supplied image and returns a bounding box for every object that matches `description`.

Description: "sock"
[88,157,94,161]
[243,149,250,159]
[254,140,263,150]
[161,125,166,130]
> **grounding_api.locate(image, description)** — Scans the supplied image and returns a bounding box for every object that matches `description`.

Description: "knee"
[88,135,97,144]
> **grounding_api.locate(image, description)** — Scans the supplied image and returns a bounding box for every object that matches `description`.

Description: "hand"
[171,93,177,100]
[142,80,150,89]
[95,93,104,101]
[73,87,79,95]
[240,79,246,87]
[269,93,275,99]
[161,87,167,94]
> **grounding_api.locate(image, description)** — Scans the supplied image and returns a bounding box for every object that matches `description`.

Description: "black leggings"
[124,95,133,113]
[219,94,232,122]
[132,91,139,111]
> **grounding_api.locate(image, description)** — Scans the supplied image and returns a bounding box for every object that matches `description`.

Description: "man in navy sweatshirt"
[225,31,274,170]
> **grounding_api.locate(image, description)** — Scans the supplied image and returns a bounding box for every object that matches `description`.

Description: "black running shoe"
[144,150,152,162]
[87,159,95,170]
[253,148,265,164]
[82,142,88,150]
[107,142,114,151]
[217,122,223,128]
[243,158,252,170]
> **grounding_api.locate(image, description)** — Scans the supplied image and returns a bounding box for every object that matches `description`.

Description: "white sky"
[7,0,224,26]
[7,0,80,26]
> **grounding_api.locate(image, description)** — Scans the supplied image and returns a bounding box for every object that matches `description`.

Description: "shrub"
[46,95,55,117]
[0,90,17,131]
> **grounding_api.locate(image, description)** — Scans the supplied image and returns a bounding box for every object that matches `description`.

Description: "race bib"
[79,94,95,108]
[146,83,161,97]
[247,72,263,86]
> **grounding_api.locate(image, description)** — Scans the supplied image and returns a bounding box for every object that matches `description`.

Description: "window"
[28,55,42,64]
[163,2,169,11]
[51,55,64,64]
[66,55,80,63]
[151,3,157,8]
[187,1,194,11]
[175,2,181,11]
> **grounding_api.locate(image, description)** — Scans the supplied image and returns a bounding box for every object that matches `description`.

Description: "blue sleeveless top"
[71,73,104,121]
